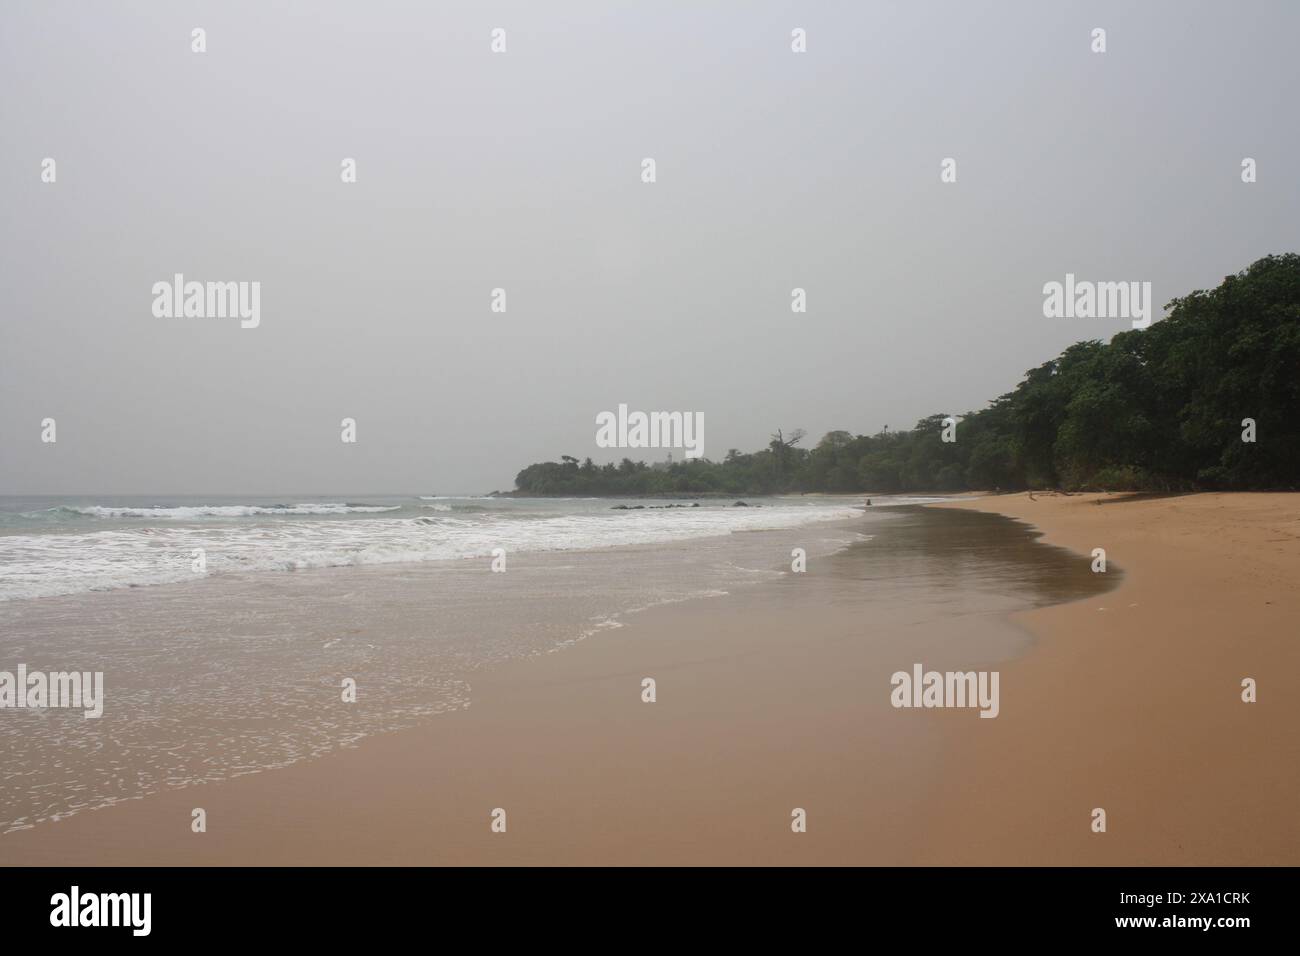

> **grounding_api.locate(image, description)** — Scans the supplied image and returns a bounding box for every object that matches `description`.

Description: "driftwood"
[1028,489,1077,501]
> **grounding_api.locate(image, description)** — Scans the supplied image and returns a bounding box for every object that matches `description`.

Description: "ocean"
[0,495,1109,836]
[0,493,935,832]
[0,494,892,602]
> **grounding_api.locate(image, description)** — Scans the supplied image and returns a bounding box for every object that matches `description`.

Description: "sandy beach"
[919,492,1300,865]
[5,0,1299,888]
[1,492,1296,866]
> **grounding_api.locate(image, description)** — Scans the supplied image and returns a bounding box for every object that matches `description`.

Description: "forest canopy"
[513,255,1300,496]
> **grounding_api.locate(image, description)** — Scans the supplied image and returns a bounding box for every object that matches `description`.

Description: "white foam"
[74,503,400,518]
[0,502,861,601]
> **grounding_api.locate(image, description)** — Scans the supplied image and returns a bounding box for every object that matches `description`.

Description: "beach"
[0,492,1296,865]
[919,492,1300,865]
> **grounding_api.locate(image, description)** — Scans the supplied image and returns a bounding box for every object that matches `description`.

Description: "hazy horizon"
[4,0,1298,495]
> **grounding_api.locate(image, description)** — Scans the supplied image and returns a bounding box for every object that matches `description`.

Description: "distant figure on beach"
[865,498,872,507]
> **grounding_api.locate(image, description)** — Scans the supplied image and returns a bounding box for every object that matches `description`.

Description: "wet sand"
[1,506,1104,865]
[3,494,1295,865]
[918,492,1300,865]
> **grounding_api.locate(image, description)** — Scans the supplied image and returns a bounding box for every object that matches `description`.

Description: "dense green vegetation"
[513,255,1300,495]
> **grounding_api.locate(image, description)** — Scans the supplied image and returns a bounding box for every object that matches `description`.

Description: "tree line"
[513,254,1300,496]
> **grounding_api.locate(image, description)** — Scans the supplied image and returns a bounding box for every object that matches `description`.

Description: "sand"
[2,492,1296,865]
[918,492,1300,865]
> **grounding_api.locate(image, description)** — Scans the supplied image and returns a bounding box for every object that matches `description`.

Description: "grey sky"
[2,0,1298,495]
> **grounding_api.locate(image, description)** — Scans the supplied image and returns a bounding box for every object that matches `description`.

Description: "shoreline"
[918,492,1300,865]
[0,493,1295,865]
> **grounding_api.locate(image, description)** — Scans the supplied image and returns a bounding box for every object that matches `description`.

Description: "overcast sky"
[2,0,1297,495]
